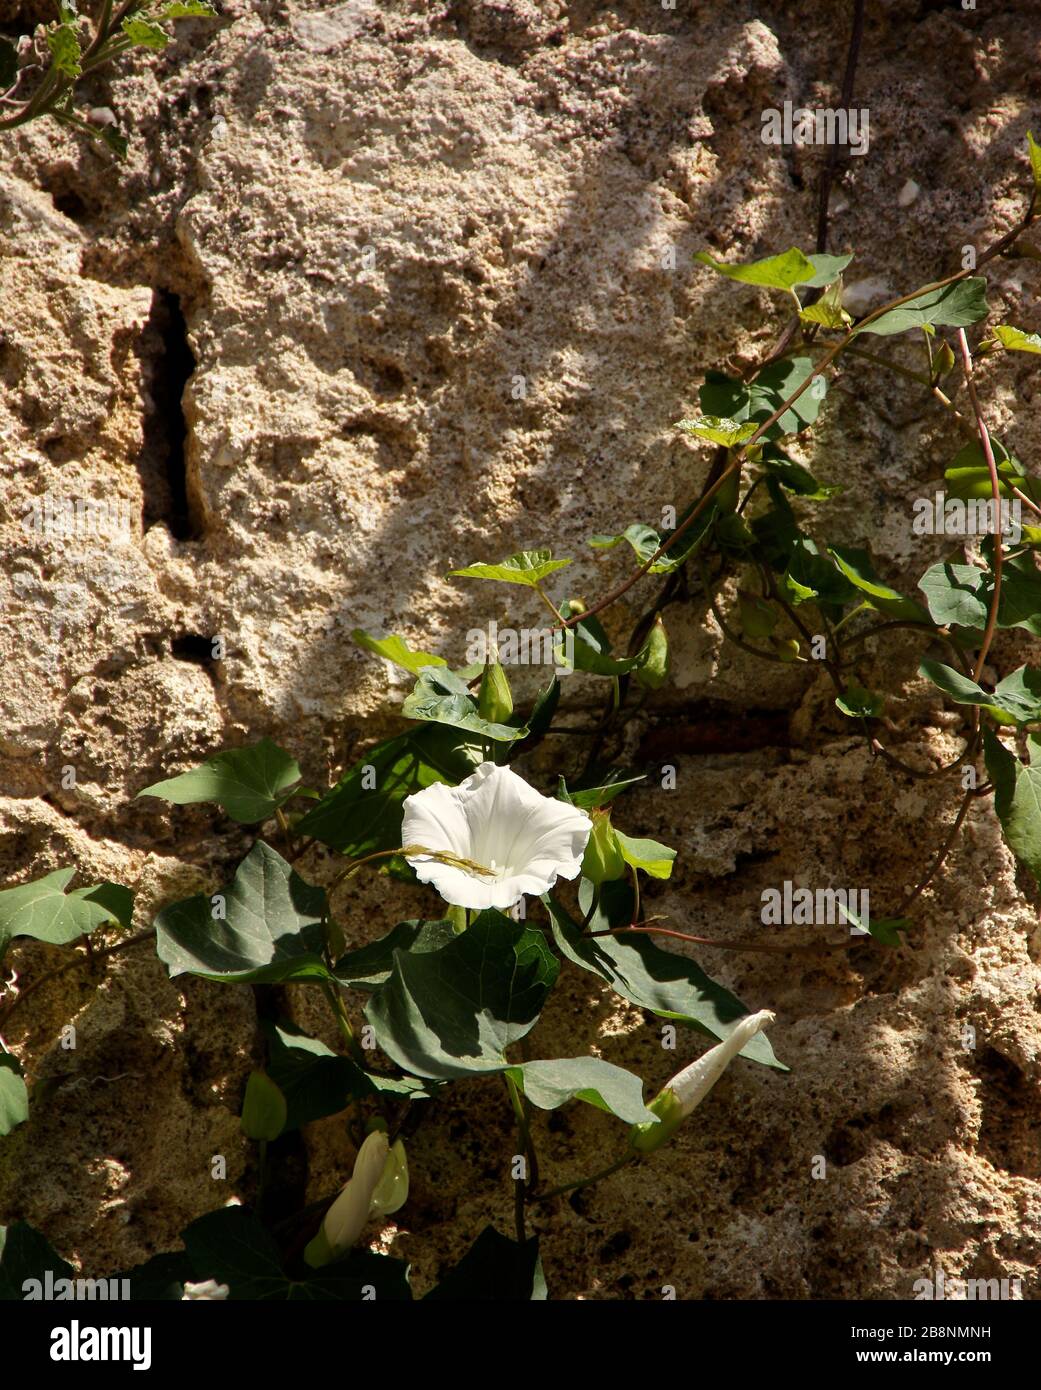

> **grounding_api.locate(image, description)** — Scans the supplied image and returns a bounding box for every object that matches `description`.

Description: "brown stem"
[587,923,866,956]
[955,328,1003,683]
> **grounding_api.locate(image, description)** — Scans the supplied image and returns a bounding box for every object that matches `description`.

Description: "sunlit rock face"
[2,0,1040,1298]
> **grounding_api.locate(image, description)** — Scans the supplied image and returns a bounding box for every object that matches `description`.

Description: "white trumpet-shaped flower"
[401,761,591,911]
[305,1130,409,1268]
[631,1010,776,1153]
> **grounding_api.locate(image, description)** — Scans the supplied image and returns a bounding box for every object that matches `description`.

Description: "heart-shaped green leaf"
[449,550,571,587]
[155,841,332,984]
[138,739,302,824]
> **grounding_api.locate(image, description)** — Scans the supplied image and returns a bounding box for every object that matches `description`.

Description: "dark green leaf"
[837,902,908,946]
[181,1206,411,1300]
[782,538,855,609]
[263,1021,430,1130]
[590,504,716,575]
[79,881,134,931]
[155,841,333,984]
[856,279,989,337]
[919,561,989,630]
[365,911,558,1079]
[334,919,457,990]
[425,1226,545,1301]
[555,604,640,676]
[137,738,302,824]
[919,660,1041,725]
[294,727,483,855]
[836,683,884,719]
[548,893,786,1070]
[760,445,841,500]
[918,555,1041,636]
[0,1049,28,1139]
[0,38,18,90]
[0,1222,73,1301]
[97,125,129,159]
[121,1252,194,1300]
[985,729,1041,884]
[699,358,823,440]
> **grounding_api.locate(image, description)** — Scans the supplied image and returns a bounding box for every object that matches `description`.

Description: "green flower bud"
[581,809,626,884]
[737,590,777,639]
[635,615,670,690]
[478,655,513,723]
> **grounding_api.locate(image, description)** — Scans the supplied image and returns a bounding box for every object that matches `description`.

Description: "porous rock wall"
[1,0,1040,1298]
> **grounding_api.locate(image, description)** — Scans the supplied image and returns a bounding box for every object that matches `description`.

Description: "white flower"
[401,761,591,911]
[182,1279,230,1301]
[306,1131,409,1267]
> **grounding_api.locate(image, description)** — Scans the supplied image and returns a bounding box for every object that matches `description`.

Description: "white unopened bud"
[181,1279,230,1300]
[631,1010,776,1153]
[323,1130,390,1255]
[669,1010,775,1116]
[304,1130,409,1268]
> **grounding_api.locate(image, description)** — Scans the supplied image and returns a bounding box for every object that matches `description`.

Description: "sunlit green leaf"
[138,739,301,824]
[991,324,1041,355]
[402,667,527,742]
[47,24,81,78]
[449,550,570,587]
[122,16,169,48]
[694,247,815,291]
[676,415,758,447]
[352,629,446,675]
[855,279,989,336]
[0,869,119,955]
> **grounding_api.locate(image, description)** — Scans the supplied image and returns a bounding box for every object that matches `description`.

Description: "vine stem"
[564,187,1036,634]
[897,786,976,916]
[320,982,366,1066]
[586,923,866,956]
[955,328,1004,683]
[504,1074,537,1241]
[533,1154,636,1206]
[0,929,155,1031]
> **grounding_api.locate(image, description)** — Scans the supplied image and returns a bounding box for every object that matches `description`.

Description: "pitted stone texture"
[2,0,1040,1296]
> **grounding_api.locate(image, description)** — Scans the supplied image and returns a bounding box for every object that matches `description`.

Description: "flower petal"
[401,762,591,911]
